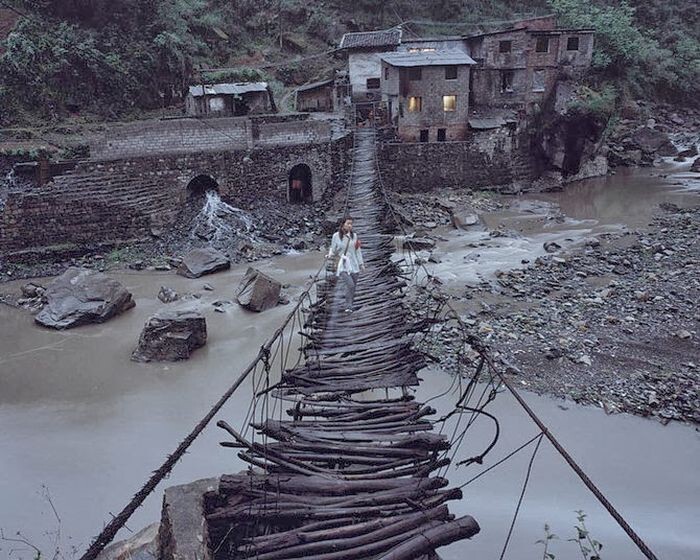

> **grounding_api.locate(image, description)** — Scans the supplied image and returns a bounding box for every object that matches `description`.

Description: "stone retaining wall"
[377,127,536,192]
[0,136,351,257]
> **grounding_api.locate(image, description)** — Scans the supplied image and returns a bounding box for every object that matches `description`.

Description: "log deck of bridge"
[207,129,479,559]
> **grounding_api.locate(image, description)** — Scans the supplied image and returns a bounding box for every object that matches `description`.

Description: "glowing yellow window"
[408,96,422,112]
[443,95,456,112]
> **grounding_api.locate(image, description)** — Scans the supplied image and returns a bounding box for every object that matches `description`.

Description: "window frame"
[500,70,514,93]
[535,36,549,53]
[532,69,546,92]
[499,40,512,53]
[442,95,457,112]
[407,96,422,113]
[366,77,380,90]
[566,36,580,51]
[437,128,447,142]
[445,66,458,80]
[408,67,422,81]
[419,129,429,142]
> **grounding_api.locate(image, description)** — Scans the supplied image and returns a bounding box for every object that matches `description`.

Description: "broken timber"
[207,129,479,559]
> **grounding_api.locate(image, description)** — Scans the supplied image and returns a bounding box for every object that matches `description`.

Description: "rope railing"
[372,145,661,560]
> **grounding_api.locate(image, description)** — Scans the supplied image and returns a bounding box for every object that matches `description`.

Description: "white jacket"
[328,232,364,275]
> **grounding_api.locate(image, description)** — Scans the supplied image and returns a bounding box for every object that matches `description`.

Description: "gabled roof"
[296,79,334,92]
[339,28,402,50]
[188,82,268,97]
[380,51,476,67]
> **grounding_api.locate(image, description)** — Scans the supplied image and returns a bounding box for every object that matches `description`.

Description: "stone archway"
[288,164,312,203]
[186,174,219,200]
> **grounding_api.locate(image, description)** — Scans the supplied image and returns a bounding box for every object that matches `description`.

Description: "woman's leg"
[346,273,359,309]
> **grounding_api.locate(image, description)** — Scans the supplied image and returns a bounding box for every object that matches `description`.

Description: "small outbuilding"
[295,79,336,112]
[185,82,276,117]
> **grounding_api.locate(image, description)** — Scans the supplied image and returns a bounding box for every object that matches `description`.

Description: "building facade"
[380,51,475,142]
[185,83,275,117]
[339,28,402,101]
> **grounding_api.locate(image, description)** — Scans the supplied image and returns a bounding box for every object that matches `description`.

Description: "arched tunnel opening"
[187,174,219,201]
[288,164,312,203]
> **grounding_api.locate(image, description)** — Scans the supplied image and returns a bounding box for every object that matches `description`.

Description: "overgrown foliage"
[0,0,697,124]
[550,0,700,106]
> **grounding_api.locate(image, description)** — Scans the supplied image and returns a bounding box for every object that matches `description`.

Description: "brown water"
[1,162,699,559]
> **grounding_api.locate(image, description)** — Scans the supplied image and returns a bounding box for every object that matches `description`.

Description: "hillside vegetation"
[0,0,697,126]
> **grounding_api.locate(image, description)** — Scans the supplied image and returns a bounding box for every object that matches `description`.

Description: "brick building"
[380,51,476,142]
[339,28,402,101]
[465,16,594,111]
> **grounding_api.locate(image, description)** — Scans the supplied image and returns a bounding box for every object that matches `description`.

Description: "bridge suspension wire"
[371,146,661,560]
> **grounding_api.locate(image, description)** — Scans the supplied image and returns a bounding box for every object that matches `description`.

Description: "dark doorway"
[419,129,429,143]
[288,164,312,203]
[437,128,447,142]
[187,174,219,199]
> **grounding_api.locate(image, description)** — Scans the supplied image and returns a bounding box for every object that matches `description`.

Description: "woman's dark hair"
[338,216,355,239]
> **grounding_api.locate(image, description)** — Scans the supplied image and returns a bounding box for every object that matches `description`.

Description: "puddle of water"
[428,164,700,287]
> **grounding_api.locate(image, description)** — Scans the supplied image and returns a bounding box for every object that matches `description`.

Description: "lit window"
[499,40,512,53]
[567,36,580,51]
[445,66,458,80]
[408,67,422,81]
[535,37,549,53]
[408,96,422,112]
[443,95,456,112]
[532,69,546,92]
[366,78,380,90]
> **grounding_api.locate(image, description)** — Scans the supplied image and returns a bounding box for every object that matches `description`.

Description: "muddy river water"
[1,163,698,559]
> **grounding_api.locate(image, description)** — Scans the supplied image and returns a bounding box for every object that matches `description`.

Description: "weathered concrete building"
[465,16,594,112]
[185,82,275,117]
[339,28,402,101]
[380,51,476,142]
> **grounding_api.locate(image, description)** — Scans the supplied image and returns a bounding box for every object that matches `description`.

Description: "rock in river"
[236,267,282,312]
[131,310,207,362]
[451,212,479,229]
[177,247,231,278]
[35,267,135,329]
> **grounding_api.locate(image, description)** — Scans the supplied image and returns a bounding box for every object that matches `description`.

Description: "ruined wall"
[90,116,333,161]
[377,127,535,192]
[0,137,351,256]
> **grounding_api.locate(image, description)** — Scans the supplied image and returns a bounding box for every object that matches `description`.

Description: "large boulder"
[236,268,282,312]
[35,268,135,329]
[451,212,479,229]
[630,127,678,157]
[177,248,230,278]
[131,310,207,362]
[690,157,700,173]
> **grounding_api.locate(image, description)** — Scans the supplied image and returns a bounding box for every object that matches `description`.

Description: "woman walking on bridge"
[327,216,365,313]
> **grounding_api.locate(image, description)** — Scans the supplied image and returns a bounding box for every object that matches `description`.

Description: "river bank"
[397,161,700,425]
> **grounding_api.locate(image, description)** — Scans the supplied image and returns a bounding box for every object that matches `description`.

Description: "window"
[437,128,447,142]
[445,66,458,80]
[408,67,422,81]
[384,67,389,80]
[566,36,580,51]
[366,78,380,90]
[407,96,422,112]
[532,69,546,92]
[443,95,456,112]
[408,47,436,53]
[500,70,514,93]
[499,40,512,53]
[535,37,549,53]
[419,129,429,142]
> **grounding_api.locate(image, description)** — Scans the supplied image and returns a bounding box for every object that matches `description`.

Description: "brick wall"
[377,127,535,192]
[90,116,333,161]
[0,137,351,256]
